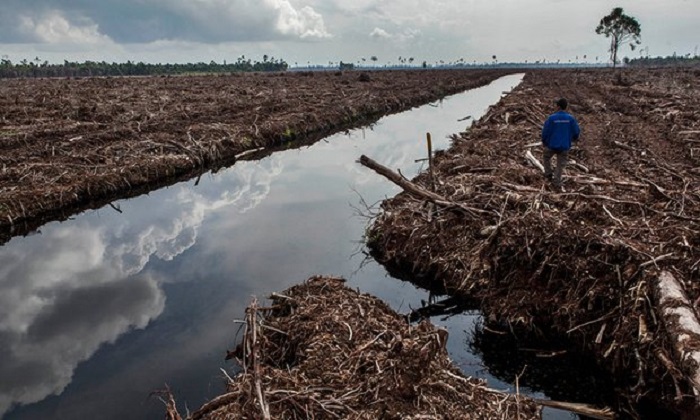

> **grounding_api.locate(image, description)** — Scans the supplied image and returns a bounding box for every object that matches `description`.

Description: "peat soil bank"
[2,74,589,419]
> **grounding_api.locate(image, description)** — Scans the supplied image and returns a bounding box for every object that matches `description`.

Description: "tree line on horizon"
[625,53,700,67]
[0,55,288,78]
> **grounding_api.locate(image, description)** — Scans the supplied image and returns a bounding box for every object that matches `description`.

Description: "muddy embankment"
[0,69,512,243]
[364,67,700,418]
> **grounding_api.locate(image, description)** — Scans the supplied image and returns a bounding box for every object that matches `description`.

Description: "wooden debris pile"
[164,276,540,419]
[364,68,700,416]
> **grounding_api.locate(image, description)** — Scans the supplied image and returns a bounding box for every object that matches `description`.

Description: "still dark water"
[2,74,579,419]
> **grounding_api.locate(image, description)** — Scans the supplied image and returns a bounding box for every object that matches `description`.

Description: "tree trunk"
[653,270,700,403]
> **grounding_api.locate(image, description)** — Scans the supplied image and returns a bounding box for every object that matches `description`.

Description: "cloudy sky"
[0,0,698,66]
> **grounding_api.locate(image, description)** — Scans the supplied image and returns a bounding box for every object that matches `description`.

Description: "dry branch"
[533,399,615,420]
[358,155,448,203]
[358,155,491,216]
[524,150,544,173]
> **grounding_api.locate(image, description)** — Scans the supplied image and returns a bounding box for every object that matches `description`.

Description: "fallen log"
[358,155,492,216]
[653,270,700,401]
[407,295,479,322]
[359,155,448,202]
[533,398,615,420]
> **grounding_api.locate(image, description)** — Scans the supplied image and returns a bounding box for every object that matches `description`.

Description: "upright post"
[427,133,434,191]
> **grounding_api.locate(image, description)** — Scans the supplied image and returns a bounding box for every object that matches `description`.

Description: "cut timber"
[653,271,700,400]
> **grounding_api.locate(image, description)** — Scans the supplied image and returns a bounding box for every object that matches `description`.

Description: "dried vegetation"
[0,69,510,243]
[162,276,541,419]
[366,68,700,417]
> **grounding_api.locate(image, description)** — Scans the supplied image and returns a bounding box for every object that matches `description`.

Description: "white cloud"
[370,27,391,39]
[19,11,112,45]
[396,28,420,42]
[2,0,700,65]
[273,2,331,39]
[0,226,166,416]
[0,154,284,416]
[147,0,329,41]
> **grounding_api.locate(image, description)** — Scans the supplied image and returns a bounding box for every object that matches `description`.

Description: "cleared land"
[366,67,700,417]
[7,67,700,417]
[0,69,510,243]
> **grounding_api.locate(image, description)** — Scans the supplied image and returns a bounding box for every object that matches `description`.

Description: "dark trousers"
[543,148,568,185]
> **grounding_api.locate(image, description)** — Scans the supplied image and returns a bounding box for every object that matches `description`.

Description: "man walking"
[541,98,580,187]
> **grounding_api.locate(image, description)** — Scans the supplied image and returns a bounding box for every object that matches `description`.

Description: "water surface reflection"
[1,74,525,419]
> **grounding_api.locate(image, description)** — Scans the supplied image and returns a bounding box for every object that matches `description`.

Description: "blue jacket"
[542,111,580,151]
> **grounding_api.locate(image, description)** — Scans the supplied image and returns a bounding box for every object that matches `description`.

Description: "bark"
[654,271,700,401]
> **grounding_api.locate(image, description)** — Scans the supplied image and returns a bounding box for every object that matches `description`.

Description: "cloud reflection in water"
[0,156,283,415]
[1,75,525,418]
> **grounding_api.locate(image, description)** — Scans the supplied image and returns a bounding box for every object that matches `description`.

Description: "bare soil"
[0,69,510,243]
[366,67,700,418]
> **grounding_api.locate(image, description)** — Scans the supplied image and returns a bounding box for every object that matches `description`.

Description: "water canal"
[2,74,589,419]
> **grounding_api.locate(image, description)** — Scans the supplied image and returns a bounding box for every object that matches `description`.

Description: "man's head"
[556,98,568,110]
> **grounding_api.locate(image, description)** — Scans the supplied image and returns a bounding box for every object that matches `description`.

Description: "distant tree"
[595,7,641,68]
[370,56,378,65]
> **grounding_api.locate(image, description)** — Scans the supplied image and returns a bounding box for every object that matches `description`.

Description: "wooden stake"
[427,132,434,191]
